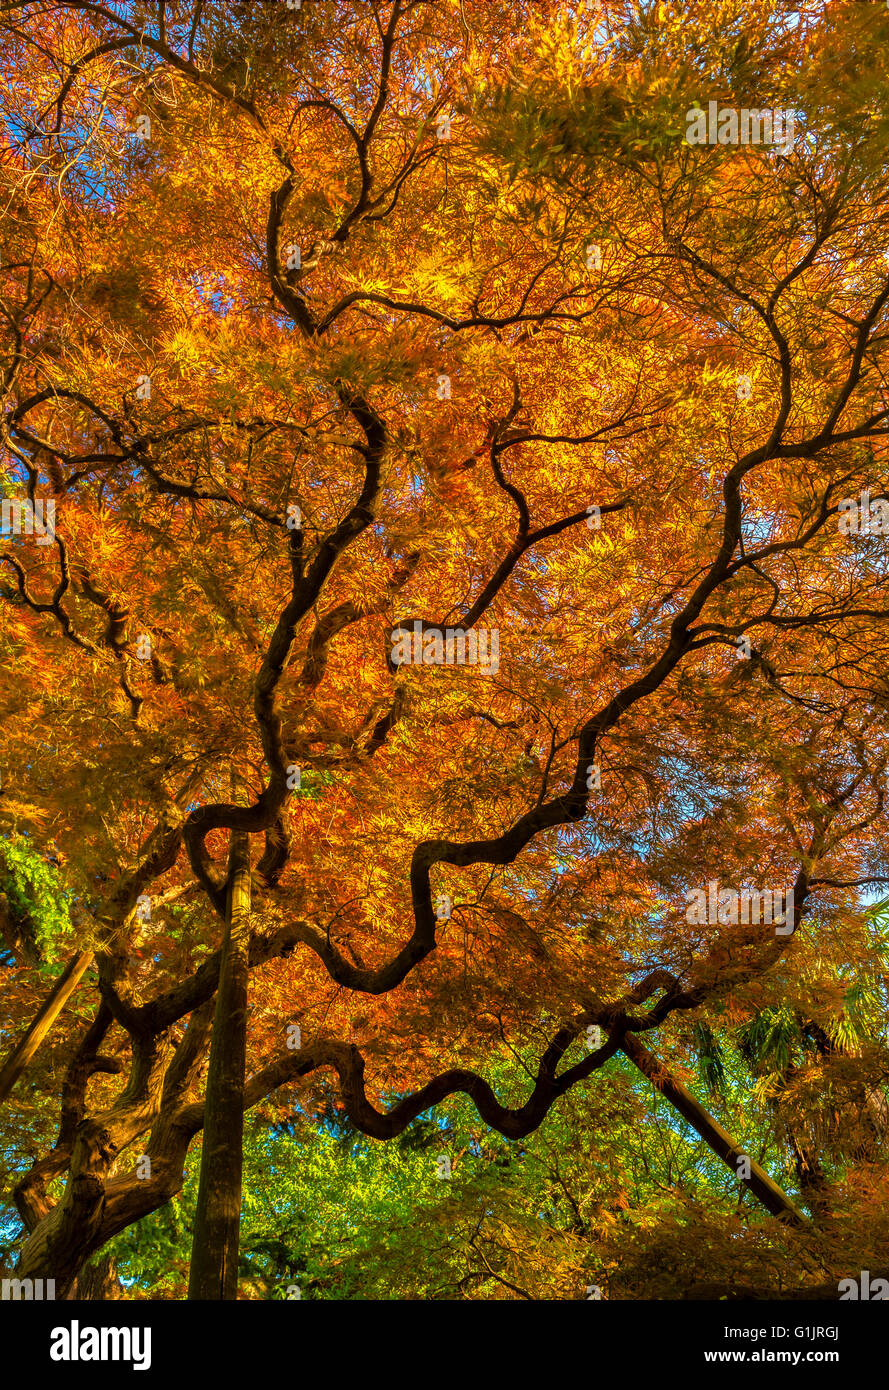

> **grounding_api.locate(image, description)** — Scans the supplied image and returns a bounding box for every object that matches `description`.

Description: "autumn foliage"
[1,0,889,1300]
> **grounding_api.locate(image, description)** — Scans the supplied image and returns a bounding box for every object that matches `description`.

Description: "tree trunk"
[187,830,251,1300]
[70,1251,123,1300]
[0,950,94,1104]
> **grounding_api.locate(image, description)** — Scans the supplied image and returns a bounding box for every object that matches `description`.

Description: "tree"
[187,826,251,1300]
[1,0,888,1299]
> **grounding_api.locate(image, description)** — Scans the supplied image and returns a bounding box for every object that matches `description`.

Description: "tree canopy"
[1,0,889,1303]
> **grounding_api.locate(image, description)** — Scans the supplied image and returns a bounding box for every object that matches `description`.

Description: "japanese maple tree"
[1,0,888,1299]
